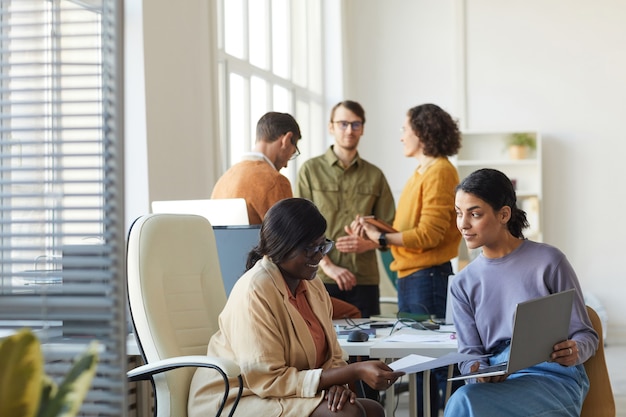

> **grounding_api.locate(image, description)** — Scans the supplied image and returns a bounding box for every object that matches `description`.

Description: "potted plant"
[508,132,536,160]
[0,328,98,417]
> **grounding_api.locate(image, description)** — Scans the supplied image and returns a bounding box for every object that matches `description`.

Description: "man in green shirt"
[296,100,395,318]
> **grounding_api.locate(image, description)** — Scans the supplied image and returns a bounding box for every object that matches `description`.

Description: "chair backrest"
[581,306,616,417]
[127,213,227,417]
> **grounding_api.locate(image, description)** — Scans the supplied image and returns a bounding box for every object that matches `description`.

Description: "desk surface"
[127,321,457,359]
[335,319,458,417]
[127,319,454,417]
[336,319,457,359]
[370,337,457,359]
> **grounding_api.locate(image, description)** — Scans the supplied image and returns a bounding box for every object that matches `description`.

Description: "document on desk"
[384,333,454,343]
[388,352,487,375]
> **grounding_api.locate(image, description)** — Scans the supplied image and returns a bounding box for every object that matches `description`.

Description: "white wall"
[128,0,626,342]
[342,0,460,197]
[124,0,222,230]
[343,0,626,343]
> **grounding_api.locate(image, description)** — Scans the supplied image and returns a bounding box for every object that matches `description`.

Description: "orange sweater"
[392,158,461,278]
[211,156,292,224]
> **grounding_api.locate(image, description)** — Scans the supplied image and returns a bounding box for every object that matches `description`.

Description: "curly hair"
[407,103,461,157]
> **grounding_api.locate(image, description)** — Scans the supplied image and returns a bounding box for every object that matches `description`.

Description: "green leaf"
[0,328,44,417]
[508,132,536,149]
[38,374,58,416]
[37,341,99,417]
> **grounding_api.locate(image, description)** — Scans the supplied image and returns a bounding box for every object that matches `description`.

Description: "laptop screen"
[151,198,249,226]
[213,225,261,296]
[444,274,455,324]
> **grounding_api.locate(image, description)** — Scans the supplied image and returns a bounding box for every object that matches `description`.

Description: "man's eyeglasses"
[303,239,334,258]
[332,120,364,131]
[289,140,300,160]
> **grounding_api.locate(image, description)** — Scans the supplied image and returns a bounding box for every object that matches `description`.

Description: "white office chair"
[126,213,242,417]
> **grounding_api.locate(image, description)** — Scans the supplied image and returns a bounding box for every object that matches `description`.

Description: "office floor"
[389,342,625,417]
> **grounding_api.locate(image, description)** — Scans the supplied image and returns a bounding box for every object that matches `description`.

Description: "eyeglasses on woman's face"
[303,238,334,258]
[332,120,363,131]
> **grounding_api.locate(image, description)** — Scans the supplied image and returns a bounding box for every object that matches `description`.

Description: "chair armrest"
[127,355,240,382]
[128,355,244,417]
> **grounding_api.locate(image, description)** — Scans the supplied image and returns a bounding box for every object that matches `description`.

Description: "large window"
[0,0,126,414]
[217,0,326,183]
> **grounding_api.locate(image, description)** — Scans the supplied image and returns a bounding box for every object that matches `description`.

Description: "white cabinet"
[455,131,543,269]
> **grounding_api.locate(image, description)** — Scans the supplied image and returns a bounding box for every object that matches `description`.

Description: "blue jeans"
[397,262,452,319]
[397,262,457,416]
[444,346,588,417]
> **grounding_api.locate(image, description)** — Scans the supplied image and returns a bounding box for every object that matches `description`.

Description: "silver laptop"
[444,274,455,325]
[151,198,249,226]
[448,289,575,381]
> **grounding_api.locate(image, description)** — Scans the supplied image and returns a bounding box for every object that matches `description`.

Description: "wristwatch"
[378,233,388,251]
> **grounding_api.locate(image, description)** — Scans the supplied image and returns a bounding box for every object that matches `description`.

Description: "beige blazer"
[188,256,347,417]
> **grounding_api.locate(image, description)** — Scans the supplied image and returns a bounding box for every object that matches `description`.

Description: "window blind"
[0,0,126,415]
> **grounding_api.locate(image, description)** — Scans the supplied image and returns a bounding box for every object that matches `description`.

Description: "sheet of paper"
[384,333,454,343]
[388,354,436,370]
[439,324,456,332]
[388,352,487,374]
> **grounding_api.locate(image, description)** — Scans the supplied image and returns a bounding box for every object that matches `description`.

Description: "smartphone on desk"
[370,322,395,329]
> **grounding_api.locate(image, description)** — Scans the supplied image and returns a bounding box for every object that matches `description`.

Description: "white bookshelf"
[456,131,543,269]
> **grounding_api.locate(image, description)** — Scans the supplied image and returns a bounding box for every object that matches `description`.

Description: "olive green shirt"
[296,146,395,285]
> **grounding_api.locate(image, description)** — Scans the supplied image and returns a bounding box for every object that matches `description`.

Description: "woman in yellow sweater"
[356,103,462,416]
[359,103,461,316]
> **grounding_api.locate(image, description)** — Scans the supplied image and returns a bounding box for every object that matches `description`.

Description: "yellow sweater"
[392,158,461,278]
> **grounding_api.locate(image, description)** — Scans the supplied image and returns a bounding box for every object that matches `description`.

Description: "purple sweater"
[451,240,598,375]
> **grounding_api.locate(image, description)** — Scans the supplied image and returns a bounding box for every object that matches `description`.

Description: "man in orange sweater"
[212,111,361,320]
[211,112,301,224]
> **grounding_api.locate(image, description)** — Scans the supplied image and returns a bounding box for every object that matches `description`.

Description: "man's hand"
[320,261,357,291]
[336,232,379,254]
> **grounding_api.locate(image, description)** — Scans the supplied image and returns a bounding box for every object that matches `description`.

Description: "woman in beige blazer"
[188,198,403,417]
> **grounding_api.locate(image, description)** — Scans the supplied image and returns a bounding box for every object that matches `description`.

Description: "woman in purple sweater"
[446,168,598,417]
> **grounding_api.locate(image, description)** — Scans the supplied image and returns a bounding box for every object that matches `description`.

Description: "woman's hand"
[470,361,508,384]
[551,340,579,366]
[346,218,366,239]
[349,215,381,242]
[352,360,405,391]
[325,384,356,412]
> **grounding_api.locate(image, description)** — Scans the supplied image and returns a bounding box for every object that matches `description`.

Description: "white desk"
[338,323,457,417]
[128,323,458,417]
